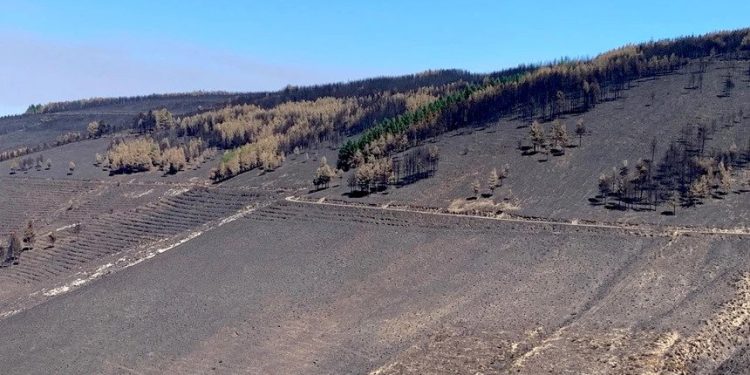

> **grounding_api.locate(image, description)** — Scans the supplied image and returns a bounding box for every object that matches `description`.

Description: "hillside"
[0,29,749,374]
[232,59,750,228]
[0,69,483,155]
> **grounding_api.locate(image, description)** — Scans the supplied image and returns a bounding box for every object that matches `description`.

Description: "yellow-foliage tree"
[107,138,159,173]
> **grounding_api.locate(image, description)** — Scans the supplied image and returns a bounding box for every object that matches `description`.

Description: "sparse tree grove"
[593,117,749,214]
[344,145,440,194]
[102,137,205,175]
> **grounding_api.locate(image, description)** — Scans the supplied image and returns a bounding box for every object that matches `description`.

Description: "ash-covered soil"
[0,201,747,374]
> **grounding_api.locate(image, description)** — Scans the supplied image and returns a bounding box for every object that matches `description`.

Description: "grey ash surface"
[0,201,747,374]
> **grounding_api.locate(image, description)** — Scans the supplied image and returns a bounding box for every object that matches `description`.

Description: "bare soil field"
[0,200,747,374]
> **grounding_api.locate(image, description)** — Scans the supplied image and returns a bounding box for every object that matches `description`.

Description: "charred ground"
[0,29,750,374]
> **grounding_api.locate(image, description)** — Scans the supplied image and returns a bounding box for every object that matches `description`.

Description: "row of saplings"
[8,157,78,175]
[8,154,51,174]
[0,221,47,267]
[468,165,510,199]
[10,155,76,176]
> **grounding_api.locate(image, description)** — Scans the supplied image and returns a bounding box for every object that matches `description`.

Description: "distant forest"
[24,69,486,115]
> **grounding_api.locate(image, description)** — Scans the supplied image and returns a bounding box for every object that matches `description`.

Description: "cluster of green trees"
[524,119,586,158]
[337,74,526,171]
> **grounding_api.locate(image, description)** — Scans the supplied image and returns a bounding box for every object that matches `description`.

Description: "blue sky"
[1,0,749,115]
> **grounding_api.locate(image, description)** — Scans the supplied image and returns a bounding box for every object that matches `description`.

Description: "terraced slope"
[0,177,99,235]
[0,200,746,374]
[0,187,268,285]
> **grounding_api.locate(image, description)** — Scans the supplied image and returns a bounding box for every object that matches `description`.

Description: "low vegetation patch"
[447,198,520,215]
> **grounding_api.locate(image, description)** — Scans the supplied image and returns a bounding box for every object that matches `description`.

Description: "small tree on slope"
[529,121,545,152]
[313,156,336,189]
[23,220,35,250]
[575,119,586,147]
[488,168,499,194]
